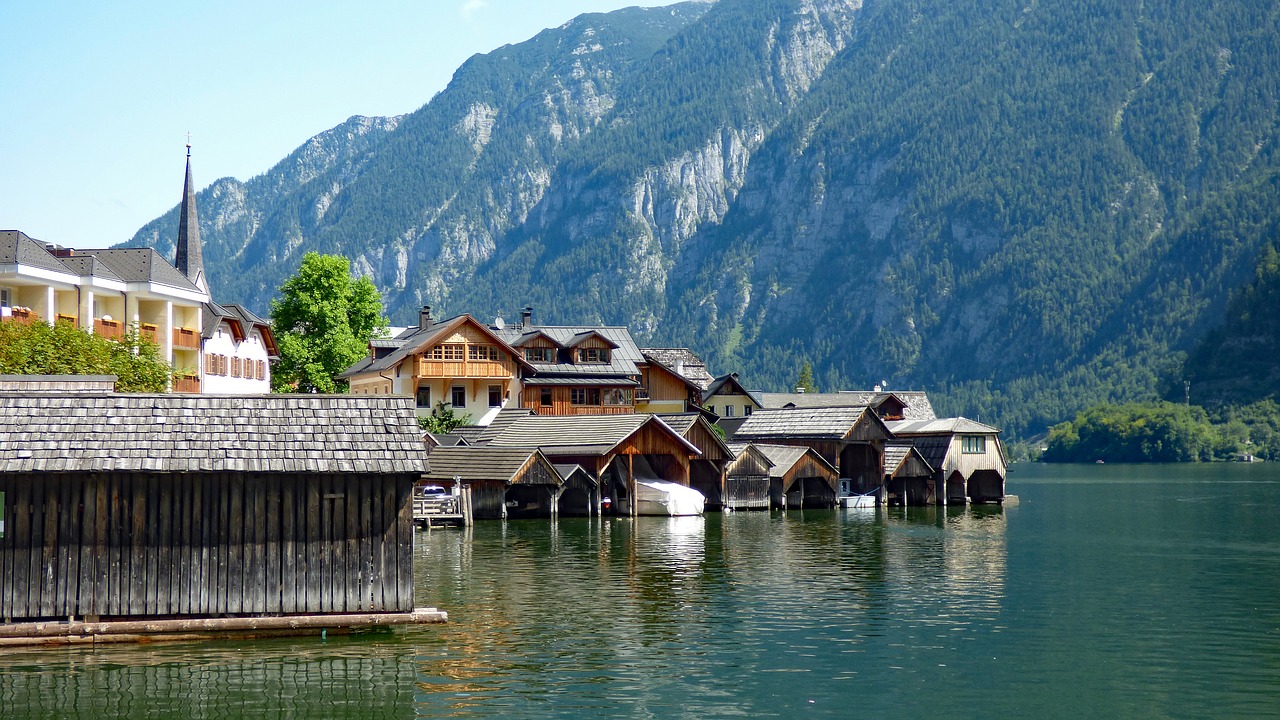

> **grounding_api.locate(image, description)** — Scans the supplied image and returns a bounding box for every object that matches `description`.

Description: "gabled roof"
[427,432,470,448]
[704,373,764,408]
[640,353,705,394]
[80,248,204,293]
[0,394,425,474]
[640,348,715,390]
[887,417,1001,436]
[762,390,937,421]
[449,426,489,445]
[425,446,560,486]
[492,324,642,376]
[658,412,733,461]
[57,254,125,283]
[510,329,564,348]
[340,313,533,379]
[0,230,79,277]
[203,301,246,341]
[884,440,934,477]
[725,442,775,472]
[565,330,620,349]
[474,407,536,444]
[733,406,878,441]
[751,443,838,479]
[486,414,700,457]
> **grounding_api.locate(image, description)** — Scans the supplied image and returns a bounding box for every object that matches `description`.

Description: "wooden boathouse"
[424,447,563,520]
[882,441,936,506]
[731,406,890,498]
[482,414,702,516]
[885,417,1007,504]
[724,443,774,510]
[0,381,442,645]
[752,444,840,509]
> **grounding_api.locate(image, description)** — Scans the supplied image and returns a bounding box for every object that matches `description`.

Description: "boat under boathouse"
[0,377,442,645]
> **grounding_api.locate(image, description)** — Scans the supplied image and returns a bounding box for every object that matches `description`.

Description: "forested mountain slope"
[129,0,1280,438]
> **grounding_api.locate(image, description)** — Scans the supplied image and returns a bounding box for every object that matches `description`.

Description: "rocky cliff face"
[128,0,1280,436]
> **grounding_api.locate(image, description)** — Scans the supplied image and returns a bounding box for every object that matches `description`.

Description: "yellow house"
[702,373,764,419]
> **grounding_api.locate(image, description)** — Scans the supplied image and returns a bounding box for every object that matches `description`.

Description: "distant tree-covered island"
[1041,401,1280,463]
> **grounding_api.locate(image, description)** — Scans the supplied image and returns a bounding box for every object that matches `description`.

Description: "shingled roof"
[81,248,204,294]
[0,230,79,277]
[761,390,936,420]
[0,393,426,474]
[752,444,837,479]
[424,447,560,485]
[641,349,715,390]
[486,414,699,456]
[884,440,933,477]
[733,406,874,441]
[886,417,1000,435]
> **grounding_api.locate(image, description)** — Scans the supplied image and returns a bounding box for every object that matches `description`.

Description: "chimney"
[419,305,433,331]
[520,306,533,331]
[675,358,685,375]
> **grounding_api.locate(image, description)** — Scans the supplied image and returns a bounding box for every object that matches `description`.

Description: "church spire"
[176,138,208,294]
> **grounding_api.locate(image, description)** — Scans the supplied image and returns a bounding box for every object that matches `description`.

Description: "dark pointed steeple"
[175,140,209,294]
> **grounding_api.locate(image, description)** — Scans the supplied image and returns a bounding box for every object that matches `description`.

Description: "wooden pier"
[413,487,473,528]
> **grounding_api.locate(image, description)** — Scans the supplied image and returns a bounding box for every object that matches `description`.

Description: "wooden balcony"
[173,326,200,350]
[173,375,200,393]
[95,318,125,341]
[1,307,37,324]
[418,357,516,379]
[56,313,77,325]
[140,323,159,344]
[635,387,651,400]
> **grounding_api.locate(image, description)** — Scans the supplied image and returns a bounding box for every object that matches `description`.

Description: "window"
[428,344,465,360]
[724,405,734,417]
[571,387,601,405]
[489,384,502,408]
[744,406,752,416]
[0,287,11,307]
[576,348,608,363]
[540,387,553,407]
[602,388,632,406]
[962,435,987,454]
[470,345,500,361]
[707,405,715,416]
[416,386,431,408]
[524,347,554,363]
[451,386,467,408]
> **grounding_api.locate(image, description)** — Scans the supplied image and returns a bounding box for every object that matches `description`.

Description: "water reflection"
[0,501,1037,719]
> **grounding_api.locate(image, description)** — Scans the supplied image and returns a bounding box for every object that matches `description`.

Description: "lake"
[2,463,1278,718]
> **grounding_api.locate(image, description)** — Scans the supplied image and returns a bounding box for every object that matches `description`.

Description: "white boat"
[839,493,877,509]
[634,479,706,516]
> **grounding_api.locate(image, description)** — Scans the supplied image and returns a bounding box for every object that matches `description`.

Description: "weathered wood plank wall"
[0,472,415,622]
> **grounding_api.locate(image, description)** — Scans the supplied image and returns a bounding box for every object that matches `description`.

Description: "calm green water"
[2,464,1279,719]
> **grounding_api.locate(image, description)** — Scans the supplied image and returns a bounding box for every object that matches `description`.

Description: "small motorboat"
[634,480,706,516]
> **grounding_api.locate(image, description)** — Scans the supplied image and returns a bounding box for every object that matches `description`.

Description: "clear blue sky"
[1,1,675,249]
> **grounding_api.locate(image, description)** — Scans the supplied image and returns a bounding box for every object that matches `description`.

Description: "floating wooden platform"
[0,608,447,648]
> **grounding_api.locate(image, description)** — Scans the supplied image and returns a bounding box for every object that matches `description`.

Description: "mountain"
[128,0,1280,438]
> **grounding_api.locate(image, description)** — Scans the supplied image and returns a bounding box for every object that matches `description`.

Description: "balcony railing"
[95,318,125,341]
[173,326,200,350]
[1,307,37,324]
[173,375,200,393]
[140,323,159,344]
[635,387,651,400]
[55,313,77,325]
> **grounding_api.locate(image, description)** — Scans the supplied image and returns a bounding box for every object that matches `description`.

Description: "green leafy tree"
[793,360,818,394]
[0,319,172,392]
[269,252,388,393]
[417,401,473,434]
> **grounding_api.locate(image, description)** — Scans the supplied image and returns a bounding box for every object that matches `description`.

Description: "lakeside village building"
[1,147,276,394]
[339,306,1009,515]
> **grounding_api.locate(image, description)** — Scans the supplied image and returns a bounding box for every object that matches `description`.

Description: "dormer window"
[577,348,608,364]
[524,347,554,363]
